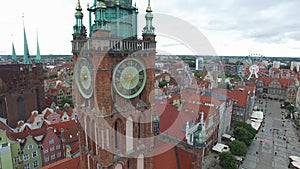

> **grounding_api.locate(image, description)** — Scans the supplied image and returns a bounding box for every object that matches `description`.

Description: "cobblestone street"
[242,99,300,169]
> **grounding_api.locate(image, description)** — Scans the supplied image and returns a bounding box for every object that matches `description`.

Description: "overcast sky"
[0,0,300,57]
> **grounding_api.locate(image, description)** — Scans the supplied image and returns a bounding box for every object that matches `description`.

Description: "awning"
[289,156,300,162]
[251,111,264,120]
[212,143,230,153]
[222,134,232,139]
[292,161,300,169]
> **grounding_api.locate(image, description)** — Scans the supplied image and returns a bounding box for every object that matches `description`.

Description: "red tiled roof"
[27,111,38,124]
[56,109,64,118]
[153,143,193,169]
[260,77,295,88]
[40,157,80,169]
[64,105,74,117]
[159,104,198,141]
[47,88,58,96]
[70,141,79,154]
[278,78,295,88]
[227,90,248,107]
[7,124,47,142]
[44,109,52,119]
[45,99,53,107]
[48,120,77,134]
[0,120,13,132]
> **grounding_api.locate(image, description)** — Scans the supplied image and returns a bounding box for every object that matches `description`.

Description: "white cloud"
[0,0,299,57]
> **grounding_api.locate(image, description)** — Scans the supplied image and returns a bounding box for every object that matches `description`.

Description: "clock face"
[75,57,93,99]
[113,58,147,99]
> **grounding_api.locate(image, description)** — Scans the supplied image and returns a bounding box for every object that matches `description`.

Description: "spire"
[193,112,206,147]
[35,31,42,63]
[73,0,86,35]
[143,0,155,36]
[12,42,17,62]
[22,15,31,64]
[76,0,82,10]
[146,0,152,12]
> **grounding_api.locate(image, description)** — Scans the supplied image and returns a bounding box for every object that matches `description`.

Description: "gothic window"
[138,117,141,139]
[115,163,123,169]
[0,99,6,118]
[126,117,133,152]
[115,122,119,149]
[17,97,25,121]
[35,89,41,112]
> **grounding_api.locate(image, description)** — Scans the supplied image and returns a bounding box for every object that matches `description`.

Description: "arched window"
[17,97,25,121]
[0,99,6,118]
[115,122,119,149]
[35,89,41,112]
[138,117,142,139]
[126,117,133,152]
[115,163,123,169]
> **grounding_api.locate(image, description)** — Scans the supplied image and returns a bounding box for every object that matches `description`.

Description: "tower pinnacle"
[35,31,42,63]
[22,15,31,64]
[146,0,152,12]
[12,42,17,63]
[143,0,155,36]
[73,0,86,35]
[76,0,82,10]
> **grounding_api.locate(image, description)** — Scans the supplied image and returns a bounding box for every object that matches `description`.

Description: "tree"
[195,71,203,78]
[219,151,238,169]
[228,140,247,156]
[234,121,256,139]
[293,67,299,73]
[286,104,295,114]
[158,80,168,88]
[233,127,253,146]
[61,98,74,108]
[284,101,291,107]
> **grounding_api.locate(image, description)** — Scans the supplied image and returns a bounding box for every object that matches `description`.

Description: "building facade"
[0,129,21,169]
[72,0,158,168]
[0,63,45,128]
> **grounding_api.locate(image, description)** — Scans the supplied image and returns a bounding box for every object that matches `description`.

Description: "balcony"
[72,38,156,54]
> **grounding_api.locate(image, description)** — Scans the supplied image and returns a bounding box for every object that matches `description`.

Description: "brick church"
[0,26,45,128]
[72,0,204,169]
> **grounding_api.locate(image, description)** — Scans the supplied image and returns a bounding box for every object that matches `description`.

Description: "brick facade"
[0,63,45,127]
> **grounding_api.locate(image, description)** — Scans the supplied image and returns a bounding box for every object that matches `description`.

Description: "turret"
[35,32,42,63]
[12,42,17,63]
[91,0,108,33]
[142,0,155,41]
[23,16,32,64]
[73,0,86,36]
[72,0,87,63]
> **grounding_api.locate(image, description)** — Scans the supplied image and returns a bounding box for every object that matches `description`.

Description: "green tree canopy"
[286,104,295,113]
[219,151,238,169]
[158,80,168,88]
[61,98,74,108]
[284,101,291,107]
[228,140,247,156]
[195,71,203,78]
[234,121,256,139]
[233,127,253,146]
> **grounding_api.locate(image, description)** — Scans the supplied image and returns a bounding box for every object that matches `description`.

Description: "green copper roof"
[143,0,155,35]
[23,26,32,64]
[73,0,86,35]
[35,33,42,63]
[12,42,17,62]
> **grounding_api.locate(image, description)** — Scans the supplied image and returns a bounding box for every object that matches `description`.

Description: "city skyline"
[0,0,300,57]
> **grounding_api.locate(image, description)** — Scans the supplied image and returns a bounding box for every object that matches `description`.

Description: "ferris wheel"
[238,54,269,80]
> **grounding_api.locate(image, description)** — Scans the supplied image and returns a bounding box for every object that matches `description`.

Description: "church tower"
[72,0,157,168]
